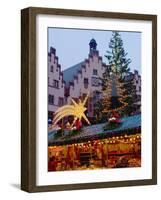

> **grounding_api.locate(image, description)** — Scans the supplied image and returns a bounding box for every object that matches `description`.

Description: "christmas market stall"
[48,114,141,171]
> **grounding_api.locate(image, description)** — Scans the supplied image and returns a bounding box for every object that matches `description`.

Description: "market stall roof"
[48,114,141,146]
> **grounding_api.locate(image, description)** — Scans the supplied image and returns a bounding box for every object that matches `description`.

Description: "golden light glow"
[102,74,128,113]
[53,92,90,127]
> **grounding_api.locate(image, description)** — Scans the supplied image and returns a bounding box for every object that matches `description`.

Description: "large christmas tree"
[105,31,131,77]
[102,31,136,116]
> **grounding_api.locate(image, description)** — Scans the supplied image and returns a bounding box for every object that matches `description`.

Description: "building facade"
[63,39,106,118]
[132,70,141,111]
[48,47,65,119]
[125,69,141,113]
[48,39,141,120]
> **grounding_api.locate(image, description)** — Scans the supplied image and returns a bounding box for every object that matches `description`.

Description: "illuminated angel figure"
[53,92,90,128]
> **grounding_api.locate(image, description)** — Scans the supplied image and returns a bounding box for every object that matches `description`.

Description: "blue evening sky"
[48,28,141,74]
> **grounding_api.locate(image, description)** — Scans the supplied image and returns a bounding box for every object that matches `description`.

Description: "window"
[93,69,98,75]
[88,97,92,112]
[48,111,53,119]
[137,95,141,101]
[58,97,64,106]
[93,91,101,102]
[84,78,89,89]
[84,78,88,84]
[48,95,54,105]
[139,86,141,92]
[53,80,59,88]
[50,65,53,72]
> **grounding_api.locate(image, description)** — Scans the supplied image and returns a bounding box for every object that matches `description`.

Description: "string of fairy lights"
[49,134,141,150]
[102,78,112,110]
[102,74,129,113]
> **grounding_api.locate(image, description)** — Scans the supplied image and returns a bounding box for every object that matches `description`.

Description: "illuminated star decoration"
[53,92,90,128]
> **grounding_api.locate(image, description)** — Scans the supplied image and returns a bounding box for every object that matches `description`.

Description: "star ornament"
[53,92,90,127]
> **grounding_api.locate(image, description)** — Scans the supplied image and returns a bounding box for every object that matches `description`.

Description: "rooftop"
[63,61,85,85]
[49,114,141,146]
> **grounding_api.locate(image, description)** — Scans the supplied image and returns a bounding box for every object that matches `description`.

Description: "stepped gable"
[63,38,103,87]
[48,46,64,84]
[62,38,106,87]
[63,55,104,87]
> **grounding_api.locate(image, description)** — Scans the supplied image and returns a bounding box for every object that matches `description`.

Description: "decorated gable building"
[48,39,141,121]
[63,38,106,119]
[48,47,66,120]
